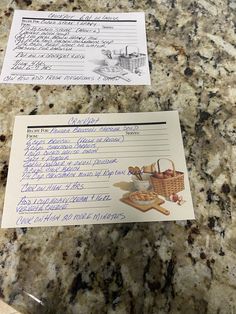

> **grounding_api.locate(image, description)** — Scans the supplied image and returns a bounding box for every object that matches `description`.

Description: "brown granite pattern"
[0,0,235,313]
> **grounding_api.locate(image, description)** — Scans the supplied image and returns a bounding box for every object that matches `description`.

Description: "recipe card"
[0,10,150,85]
[1,112,195,228]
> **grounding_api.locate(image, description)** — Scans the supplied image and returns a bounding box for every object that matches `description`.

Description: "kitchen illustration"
[123,159,185,215]
[0,1,235,314]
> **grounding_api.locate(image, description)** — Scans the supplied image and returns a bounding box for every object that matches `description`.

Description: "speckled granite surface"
[0,0,235,313]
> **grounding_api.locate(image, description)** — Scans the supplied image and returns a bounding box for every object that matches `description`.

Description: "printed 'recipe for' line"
[0,10,151,85]
[1,111,195,228]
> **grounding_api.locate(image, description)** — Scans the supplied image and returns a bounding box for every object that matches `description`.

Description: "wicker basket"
[150,158,184,197]
[119,46,146,73]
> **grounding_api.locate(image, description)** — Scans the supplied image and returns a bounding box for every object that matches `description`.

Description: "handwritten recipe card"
[2,112,195,228]
[0,10,150,85]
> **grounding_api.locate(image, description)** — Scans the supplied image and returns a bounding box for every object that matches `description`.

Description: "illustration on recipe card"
[93,46,147,82]
[117,158,186,216]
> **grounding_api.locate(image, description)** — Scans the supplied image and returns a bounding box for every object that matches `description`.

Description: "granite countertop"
[0,0,235,313]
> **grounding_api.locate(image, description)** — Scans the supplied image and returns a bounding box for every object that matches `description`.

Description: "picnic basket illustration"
[149,158,184,198]
[119,46,146,72]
